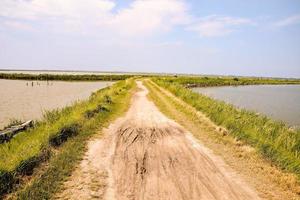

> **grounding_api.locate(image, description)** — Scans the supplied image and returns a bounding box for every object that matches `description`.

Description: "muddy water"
[0,79,114,129]
[192,85,300,127]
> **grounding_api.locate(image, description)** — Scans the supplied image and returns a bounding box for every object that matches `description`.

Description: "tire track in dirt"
[56,81,260,200]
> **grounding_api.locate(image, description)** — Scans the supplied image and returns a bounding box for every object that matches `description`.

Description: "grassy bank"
[152,78,300,179]
[145,79,300,198]
[0,73,133,81]
[159,76,300,87]
[0,79,135,199]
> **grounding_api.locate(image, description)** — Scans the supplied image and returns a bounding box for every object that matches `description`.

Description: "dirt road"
[57,81,260,200]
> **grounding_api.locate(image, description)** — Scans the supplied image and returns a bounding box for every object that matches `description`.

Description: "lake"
[0,79,114,129]
[192,85,300,127]
[0,70,122,75]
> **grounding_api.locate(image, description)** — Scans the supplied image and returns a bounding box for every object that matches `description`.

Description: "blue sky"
[0,0,300,78]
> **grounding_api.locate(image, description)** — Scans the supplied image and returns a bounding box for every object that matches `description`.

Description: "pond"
[0,79,114,129]
[192,85,300,127]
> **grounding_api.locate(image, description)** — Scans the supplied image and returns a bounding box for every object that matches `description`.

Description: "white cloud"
[0,0,189,37]
[273,14,300,27]
[102,0,190,37]
[0,1,257,38]
[0,0,115,20]
[187,15,253,37]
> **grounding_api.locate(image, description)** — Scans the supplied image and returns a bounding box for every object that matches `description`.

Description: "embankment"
[0,79,135,199]
[151,78,300,177]
[145,79,300,199]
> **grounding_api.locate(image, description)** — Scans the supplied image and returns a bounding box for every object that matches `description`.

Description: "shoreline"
[152,77,300,178]
[0,79,135,198]
[0,79,115,130]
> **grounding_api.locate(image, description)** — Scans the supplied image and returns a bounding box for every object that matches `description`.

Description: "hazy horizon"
[2,68,300,79]
[1,0,299,78]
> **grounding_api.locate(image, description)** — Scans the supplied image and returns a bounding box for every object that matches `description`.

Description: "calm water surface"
[192,85,300,127]
[0,79,114,129]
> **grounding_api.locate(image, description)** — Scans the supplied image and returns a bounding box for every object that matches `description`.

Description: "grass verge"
[1,79,135,199]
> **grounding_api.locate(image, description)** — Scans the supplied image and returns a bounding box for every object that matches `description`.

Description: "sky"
[0,0,300,78]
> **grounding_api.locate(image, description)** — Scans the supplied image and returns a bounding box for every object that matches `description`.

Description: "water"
[0,79,114,129]
[192,85,300,127]
[0,69,141,75]
[0,70,121,75]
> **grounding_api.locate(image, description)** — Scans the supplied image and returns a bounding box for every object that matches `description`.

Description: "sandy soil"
[56,81,260,200]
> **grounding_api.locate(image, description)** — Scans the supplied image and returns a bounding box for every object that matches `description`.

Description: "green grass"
[0,73,133,81]
[0,79,135,198]
[159,76,300,87]
[152,78,300,178]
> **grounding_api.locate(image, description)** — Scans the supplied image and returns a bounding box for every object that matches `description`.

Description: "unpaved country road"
[57,81,260,200]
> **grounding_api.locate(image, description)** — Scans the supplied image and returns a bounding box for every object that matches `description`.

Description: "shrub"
[0,170,15,195]
[49,123,80,147]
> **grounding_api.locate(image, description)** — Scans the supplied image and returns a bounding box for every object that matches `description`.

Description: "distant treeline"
[0,73,134,81]
[160,76,300,87]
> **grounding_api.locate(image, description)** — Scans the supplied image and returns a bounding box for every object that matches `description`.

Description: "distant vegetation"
[0,73,133,81]
[161,76,300,87]
[0,79,134,198]
[153,77,300,178]
[2,73,299,85]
